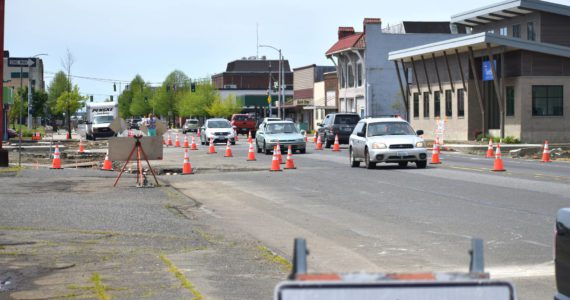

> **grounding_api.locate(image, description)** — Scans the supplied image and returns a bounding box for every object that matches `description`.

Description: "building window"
[445,90,452,117]
[10,72,29,79]
[413,93,419,118]
[348,65,354,88]
[527,22,536,41]
[532,86,563,116]
[506,86,515,116]
[512,24,521,38]
[357,63,363,87]
[487,29,495,35]
[499,27,507,36]
[434,91,441,118]
[423,92,430,119]
[458,89,465,117]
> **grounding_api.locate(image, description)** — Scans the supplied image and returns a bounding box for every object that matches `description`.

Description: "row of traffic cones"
[32,132,42,141]
[270,145,296,171]
[313,134,341,151]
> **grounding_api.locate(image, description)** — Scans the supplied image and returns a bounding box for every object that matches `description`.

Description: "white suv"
[349,117,427,169]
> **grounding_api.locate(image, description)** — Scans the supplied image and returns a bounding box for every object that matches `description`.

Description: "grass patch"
[257,245,292,272]
[0,166,21,174]
[159,254,202,300]
[90,272,111,300]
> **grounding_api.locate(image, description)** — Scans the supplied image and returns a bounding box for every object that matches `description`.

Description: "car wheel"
[398,162,408,168]
[416,161,427,169]
[350,148,360,168]
[300,148,306,154]
[325,135,332,148]
[365,148,375,169]
[256,141,262,153]
[263,142,271,155]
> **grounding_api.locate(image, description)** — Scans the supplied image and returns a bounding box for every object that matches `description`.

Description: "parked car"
[182,118,200,133]
[128,118,142,130]
[317,113,361,148]
[258,117,281,128]
[556,208,570,300]
[7,128,17,138]
[231,114,257,135]
[349,117,427,169]
[255,120,306,154]
[200,118,235,145]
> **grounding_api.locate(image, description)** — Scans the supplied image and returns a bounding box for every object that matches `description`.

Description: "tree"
[9,88,26,128]
[61,49,75,137]
[15,87,49,123]
[129,75,153,117]
[178,82,217,118]
[47,71,71,120]
[152,70,190,125]
[206,94,242,118]
[55,85,86,121]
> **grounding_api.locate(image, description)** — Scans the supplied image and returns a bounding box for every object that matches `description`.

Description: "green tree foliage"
[206,94,243,118]
[118,75,154,118]
[151,70,190,119]
[47,71,71,119]
[55,85,86,117]
[9,88,25,126]
[178,82,218,118]
[13,88,49,119]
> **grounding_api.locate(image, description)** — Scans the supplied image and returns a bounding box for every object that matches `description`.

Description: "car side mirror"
[356,131,365,137]
[316,123,322,127]
[416,130,424,136]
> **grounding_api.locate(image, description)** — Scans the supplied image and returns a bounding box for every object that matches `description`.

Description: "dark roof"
[402,22,451,34]
[226,59,291,72]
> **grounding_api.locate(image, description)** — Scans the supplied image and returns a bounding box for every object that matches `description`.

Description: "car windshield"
[367,122,416,136]
[208,120,231,128]
[266,123,298,134]
[187,120,198,124]
[93,115,114,124]
[233,115,251,121]
[334,115,360,125]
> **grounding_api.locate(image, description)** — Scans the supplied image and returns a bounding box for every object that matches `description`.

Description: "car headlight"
[371,142,387,149]
[416,142,425,148]
[269,139,279,143]
[297,138,305,143]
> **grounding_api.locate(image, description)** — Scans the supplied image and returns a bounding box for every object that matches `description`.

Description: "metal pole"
[18,66,23,167]
[277,54,282,119]
[28,66,32,129]
[280,49,284,119]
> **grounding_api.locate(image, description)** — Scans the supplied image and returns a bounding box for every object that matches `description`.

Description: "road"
[160,137,569,300]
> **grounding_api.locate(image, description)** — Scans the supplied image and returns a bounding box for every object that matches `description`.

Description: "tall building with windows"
[325,19,458,118]
[389,0,570,142]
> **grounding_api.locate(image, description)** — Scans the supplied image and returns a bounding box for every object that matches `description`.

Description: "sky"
[6,0,568,101]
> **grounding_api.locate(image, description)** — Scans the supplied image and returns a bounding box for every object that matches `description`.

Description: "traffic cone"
[332,134,340,152]
[304,132,308,142]
[313,132,317,144]
[276,143,284,164]
[435,136,442,154]
[51,145,62,169]
[269,149,282,172]
[163,135,166,145]
[248,130,253,144]
[224,140,233,157]
[182,148,193,175]
[78,138,85,154]
[492,144,506,171]
[190,136,198,150]
[102,152,113,171]
[167,134,173,146]
[541,140,551,163]
[285,145,296,169]
[430,140,441,164]
[246,142,256,161]
[175,134,181,147]
[197,128,201,137]
[183,135,189,148]
[207,138,216,154]
[486,139,494,158]
[234,129,239,141]
[316,135,323,150]
[66,132,71,139]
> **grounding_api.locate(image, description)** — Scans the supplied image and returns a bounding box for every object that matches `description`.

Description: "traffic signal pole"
[0,0,8,167]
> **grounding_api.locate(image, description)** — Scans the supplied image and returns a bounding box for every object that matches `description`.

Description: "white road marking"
[487,262,554,279]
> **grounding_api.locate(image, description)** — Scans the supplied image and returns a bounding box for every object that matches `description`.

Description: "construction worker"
[146,113,157,136]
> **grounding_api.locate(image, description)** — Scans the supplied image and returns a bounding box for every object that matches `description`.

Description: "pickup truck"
[230,114,256,135]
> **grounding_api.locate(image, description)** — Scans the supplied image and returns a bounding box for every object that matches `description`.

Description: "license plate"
[342,127,352,132]
[397,151,408,156]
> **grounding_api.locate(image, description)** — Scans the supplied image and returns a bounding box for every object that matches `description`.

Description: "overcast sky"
[6,0,567,101]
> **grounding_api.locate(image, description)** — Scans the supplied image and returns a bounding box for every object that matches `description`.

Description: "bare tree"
[61,48,75,138]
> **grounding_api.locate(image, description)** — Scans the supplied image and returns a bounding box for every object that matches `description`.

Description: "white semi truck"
[84,102,119,140]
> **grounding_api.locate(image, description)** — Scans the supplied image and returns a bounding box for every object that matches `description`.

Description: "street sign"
[3,87,13,105]
[8,58,35,68]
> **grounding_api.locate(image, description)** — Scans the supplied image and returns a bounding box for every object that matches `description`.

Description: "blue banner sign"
[482,60,497,81]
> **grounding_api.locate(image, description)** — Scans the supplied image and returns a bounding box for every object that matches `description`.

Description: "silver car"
[255,121,306,154]
[182,118,199,133]
[349,117,427,169]
[200,118,236,145]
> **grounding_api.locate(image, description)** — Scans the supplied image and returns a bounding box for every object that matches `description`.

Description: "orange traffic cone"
[51,145,62,169]
[234,129,239,141]
[332,134,340,152]
[182,149,193,175]
[167,134,173,146]
[276,143,284,164]
[197,128,201,137]
[102,152,113,171]
[269,149,282,172]
[66,132,71,140]
[541,140,551,163]
[248,130,253,144]
[224,140,233,157]
[316,135,323,150]
[246,142,256,161]
[313,132,317,144]
[492,144,506,171]
[208,138,216,154]
[175,134,181,147]
[190,136,198,150]
[285,145,296,169]
[486,139,494,158]
[183,135,189,148]
[430,140,441,164]
[78,138,85,154]
[163,135,166,145]
[435,136,442,154]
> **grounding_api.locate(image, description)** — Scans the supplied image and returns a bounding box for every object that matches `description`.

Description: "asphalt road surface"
[161,139,569,300]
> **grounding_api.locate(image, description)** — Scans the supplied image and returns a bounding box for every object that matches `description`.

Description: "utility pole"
[0,0,7,167]
[277,54,282,119]
[27,64,32,129]
[18,65,23,167]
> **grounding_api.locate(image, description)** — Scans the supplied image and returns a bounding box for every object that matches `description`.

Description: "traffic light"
[191,82,196,93]
[113,83,116,92]
[90,95,93,102]
[110,95,114,102]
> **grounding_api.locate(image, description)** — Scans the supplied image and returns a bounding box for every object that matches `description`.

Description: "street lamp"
[259,44,284,119]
